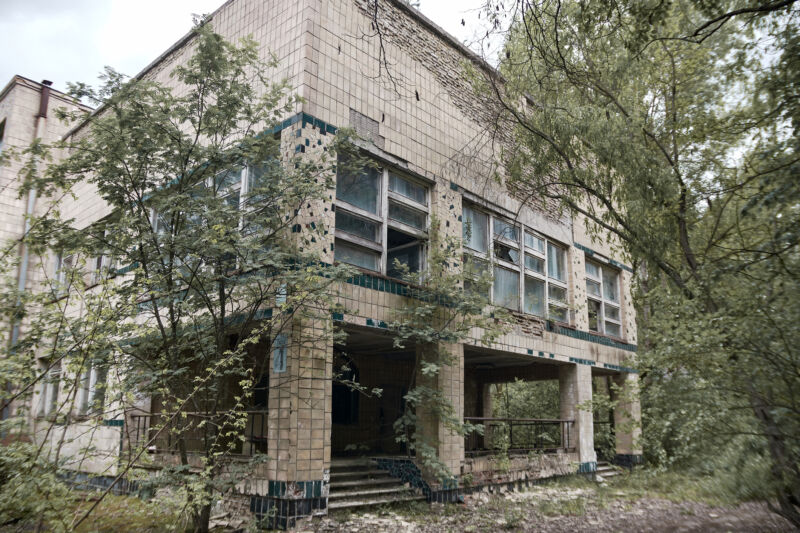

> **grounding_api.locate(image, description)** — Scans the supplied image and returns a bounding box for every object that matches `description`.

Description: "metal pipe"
[4,80,52,424]
[10,80,50,346]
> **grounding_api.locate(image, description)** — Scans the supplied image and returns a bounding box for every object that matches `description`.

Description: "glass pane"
[588,299,602,332]
[248,161,278,190]
[585,261,600,279]
[336,162,380,214]
[549,304,568,322]
[493,219,519,242]
[524,233,545,253]
[547,242,566,281]
[605,305,620,321]
[494,242,519,264]
[463,254,489,277]
[548,284,567,303]
[525,254,544,274]
[334,240,379,271]
[586,279,601,297]
[605,321,621,337]
[335,210,379,242]
[493,267,519,311]
[603,268,619,302]
[523,277,545,316]
[388,245,420,278]
[462,205,488,253]
[389,201,426,230]
[389,173,426,205]
[215,168,242,191]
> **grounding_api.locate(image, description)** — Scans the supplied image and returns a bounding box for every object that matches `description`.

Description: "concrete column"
[266,317,332,482]
[415,342,465,479]
[613,372,642,467]
[481,382,494,449]
[559,362,596,471]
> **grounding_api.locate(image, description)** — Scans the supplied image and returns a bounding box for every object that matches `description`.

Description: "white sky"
[0,0,497,95]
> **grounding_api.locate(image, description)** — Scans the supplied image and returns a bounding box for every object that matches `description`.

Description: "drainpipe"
[3,80,52,424]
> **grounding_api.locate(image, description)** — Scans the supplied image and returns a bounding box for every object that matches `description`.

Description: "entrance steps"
[327,457,425,511]
[596,461,624,479]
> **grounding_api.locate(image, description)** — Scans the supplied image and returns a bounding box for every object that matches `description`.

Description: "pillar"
[481,382,494,449]
[559,362,596,472]
[612,372,642,467]
[415,342,464,481]
[252,317,332,530]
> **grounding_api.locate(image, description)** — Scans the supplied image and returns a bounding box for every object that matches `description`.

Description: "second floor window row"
[334,157,429,278]
[462,204,569,323]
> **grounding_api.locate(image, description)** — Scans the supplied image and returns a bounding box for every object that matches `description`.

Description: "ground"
[309,473,795,533]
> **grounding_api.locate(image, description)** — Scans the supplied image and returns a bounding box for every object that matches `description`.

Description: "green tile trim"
[103,419,124,427]
[547,321,637,352]
[577,461,597,473]
[603,363,638,374]
[574,243,633,273]
[570,356,595,366]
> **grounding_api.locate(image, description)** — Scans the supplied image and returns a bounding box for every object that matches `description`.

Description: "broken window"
[586,260,622,337]
[334,156,429,278]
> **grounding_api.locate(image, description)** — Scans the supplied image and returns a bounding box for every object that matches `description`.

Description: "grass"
[67,492,182,532]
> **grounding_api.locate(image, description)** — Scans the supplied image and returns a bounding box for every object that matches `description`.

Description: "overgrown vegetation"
[483,0,800,525]
[0,23,353,532]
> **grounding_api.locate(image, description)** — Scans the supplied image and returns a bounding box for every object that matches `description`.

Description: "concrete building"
[1,0,641,529]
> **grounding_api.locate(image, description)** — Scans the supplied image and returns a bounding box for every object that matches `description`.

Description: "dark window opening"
[387,228,421,279]
[332,359,360,425]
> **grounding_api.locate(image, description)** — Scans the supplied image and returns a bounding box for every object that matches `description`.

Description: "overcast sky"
[0,0,497,95]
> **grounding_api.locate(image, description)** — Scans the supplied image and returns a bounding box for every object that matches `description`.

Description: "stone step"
[328,485,415,501]
[329,458,375,473]
[329,469,390,481]
[329,477,399,491]
[327,493,427,511]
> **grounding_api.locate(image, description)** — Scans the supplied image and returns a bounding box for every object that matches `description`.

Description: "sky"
[0,0,498,95]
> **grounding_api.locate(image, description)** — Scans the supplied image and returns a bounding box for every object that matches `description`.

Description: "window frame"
[462,203,571,324]
[585,259,623,338]
[334,160,430,278]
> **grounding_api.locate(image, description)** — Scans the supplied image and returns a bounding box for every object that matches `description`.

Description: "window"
[77,361,108,414]
[334,157,429,278]
[547,242,566,282]
[462,204,570,322]
[54,253,74,294]
[37,364,60,417]
[0,119,5,153]
[493,267,519,311]
[586,260,622,337]
[272,333,288,374]
[462,205,488,253]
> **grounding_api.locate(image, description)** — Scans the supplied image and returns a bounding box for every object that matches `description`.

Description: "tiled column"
[415,342,465,480]
[559,362,596,472]
[253,316,332,529]
[612,372,642,467]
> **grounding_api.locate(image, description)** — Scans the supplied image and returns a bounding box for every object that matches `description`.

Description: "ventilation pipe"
[9,79,51,347]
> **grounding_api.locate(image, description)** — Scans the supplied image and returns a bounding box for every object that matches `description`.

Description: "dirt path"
[309,485,795,532]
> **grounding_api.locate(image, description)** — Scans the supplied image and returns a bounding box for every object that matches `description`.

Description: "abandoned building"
[0,0,642,529]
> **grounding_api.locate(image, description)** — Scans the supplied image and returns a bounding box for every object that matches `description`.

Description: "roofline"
[387,0,502,81]
[63,0,501,140]
[0,75,94,112]
[62,0,235,140]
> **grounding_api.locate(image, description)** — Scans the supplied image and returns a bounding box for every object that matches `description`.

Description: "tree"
[0,23,353,532]
[385,216,509,482]
[478,0,799,524]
